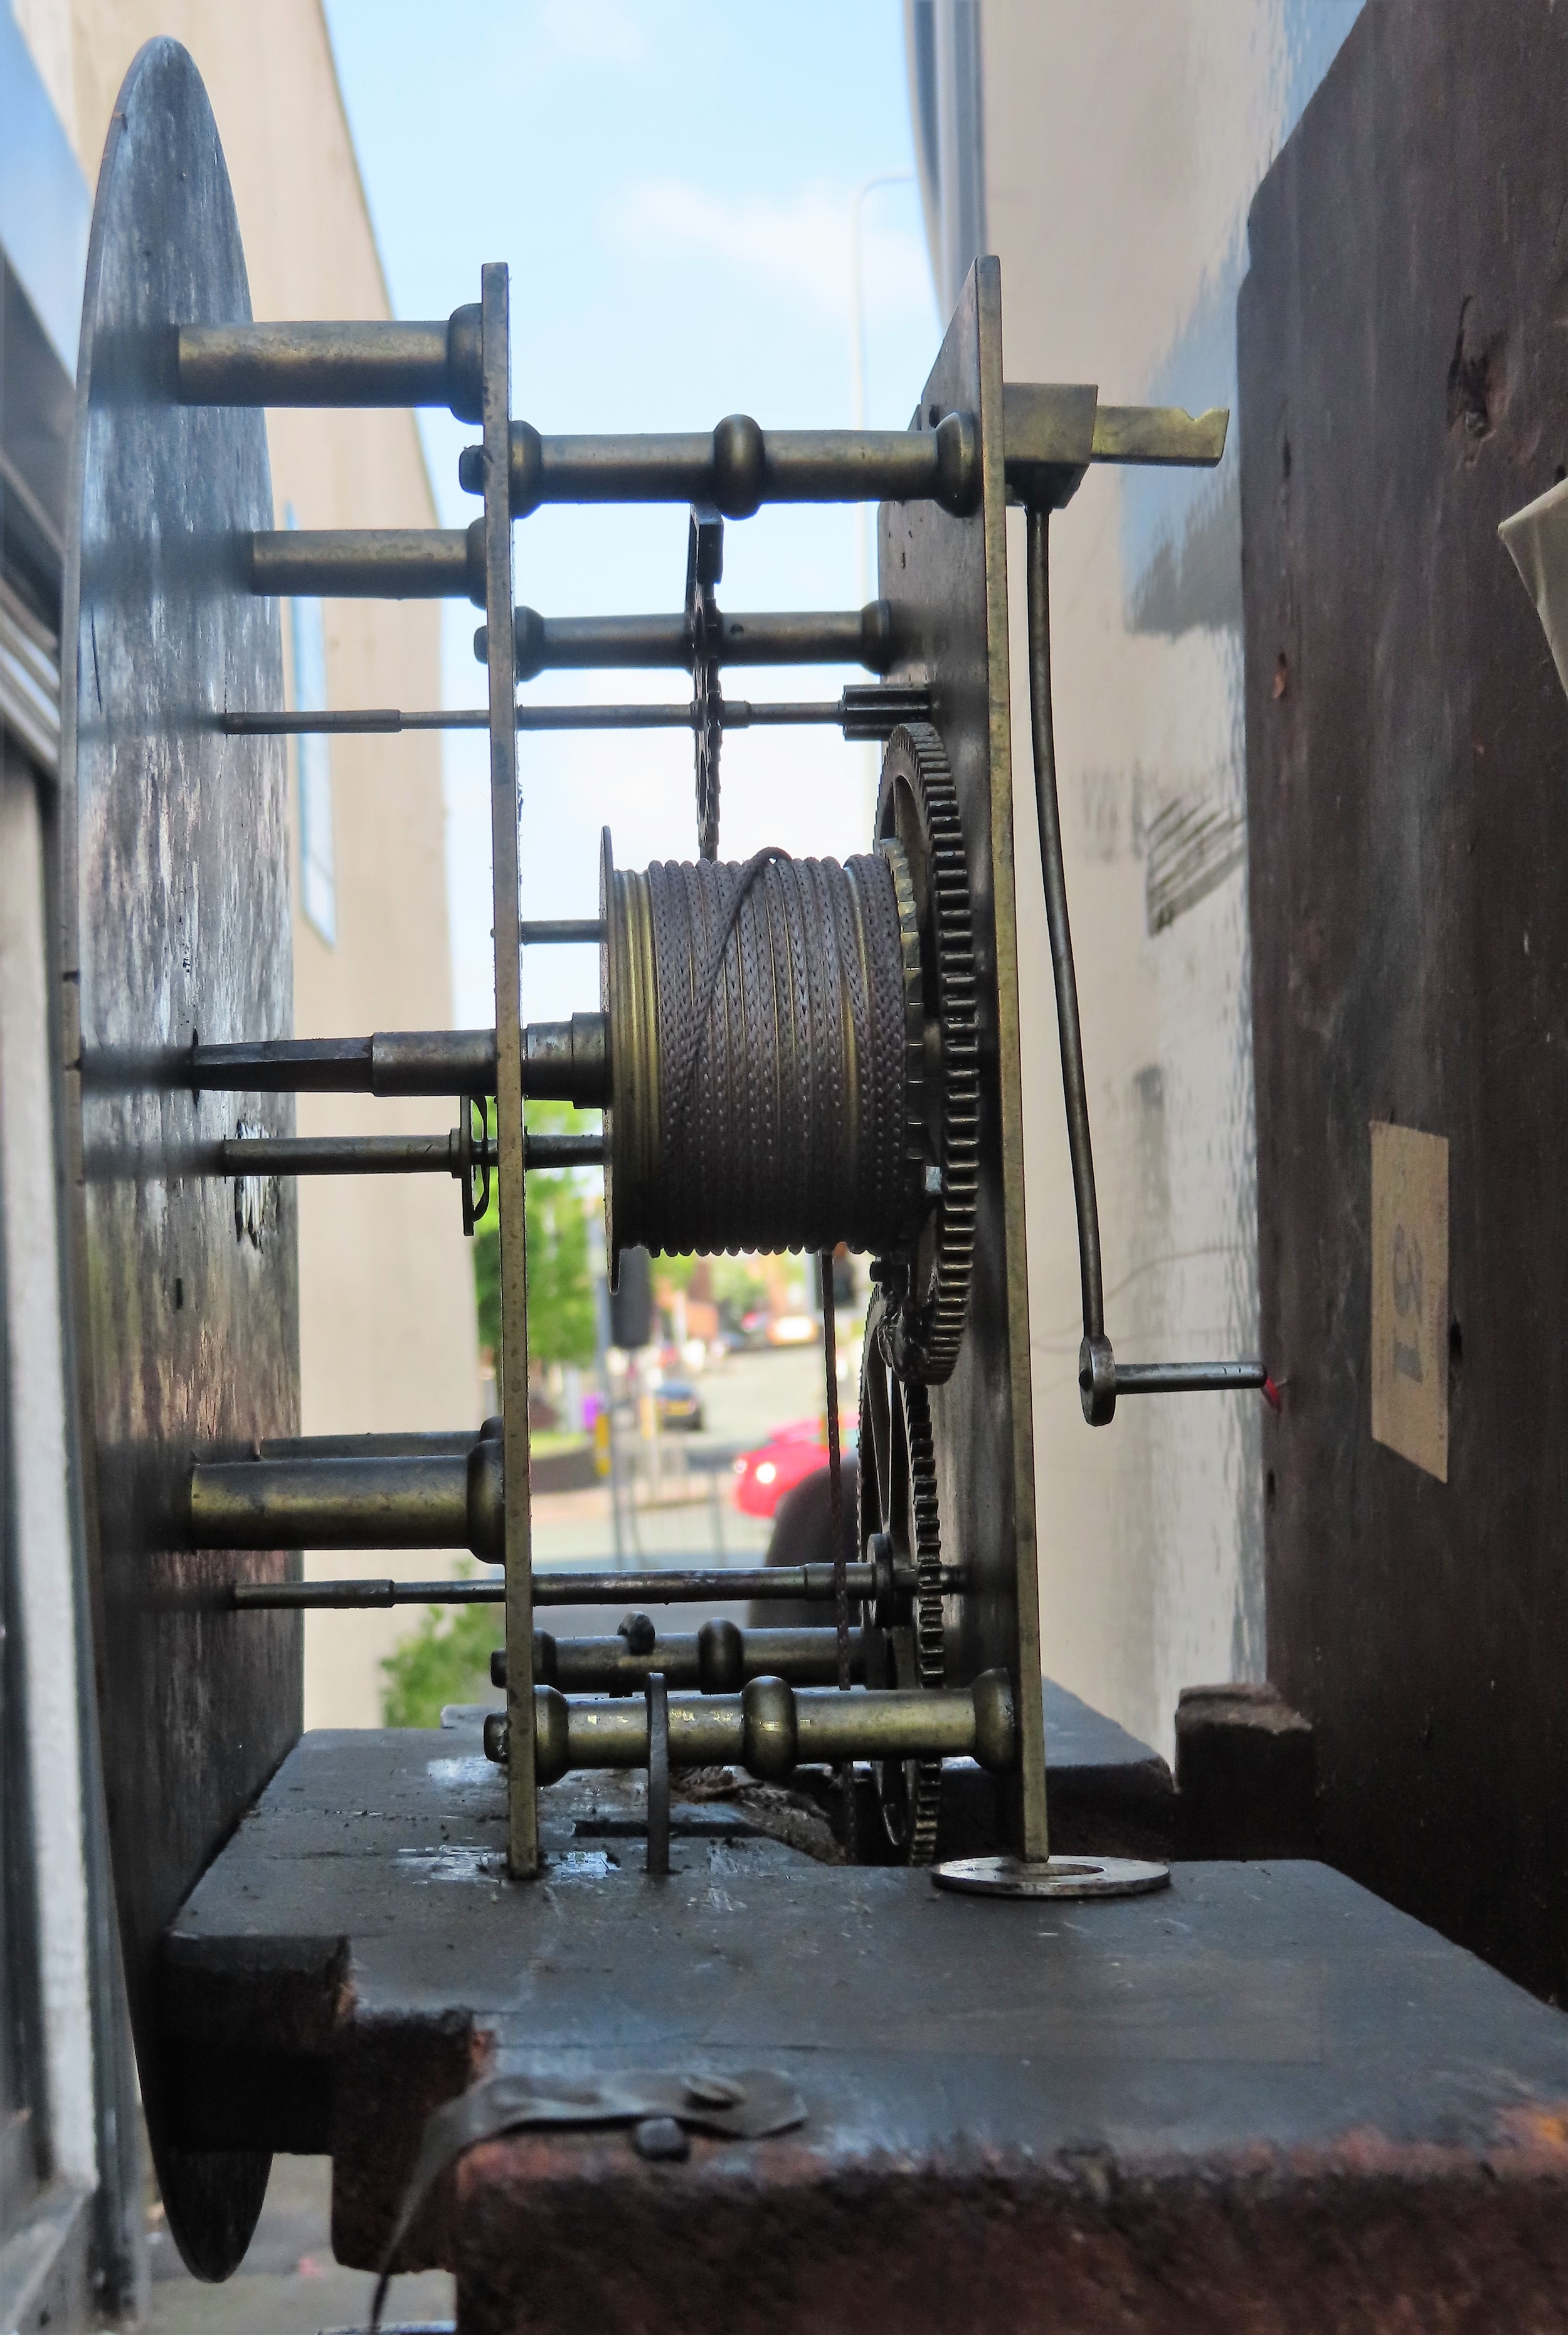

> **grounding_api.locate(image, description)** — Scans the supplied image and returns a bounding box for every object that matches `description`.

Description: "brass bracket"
[1003,381,1229,512]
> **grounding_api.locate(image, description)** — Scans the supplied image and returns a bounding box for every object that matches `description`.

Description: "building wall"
[972,1,1360,1758]
[1,9,100,2228]
[26,0,480,1727]
[0,753,95,2192]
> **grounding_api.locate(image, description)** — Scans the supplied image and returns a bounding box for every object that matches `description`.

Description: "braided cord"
[629,850,908,1258]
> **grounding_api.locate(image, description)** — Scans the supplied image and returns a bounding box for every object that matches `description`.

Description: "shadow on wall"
[1120,1,1365,644]
[1129,461,1242,638]
[1075,753,1248,938]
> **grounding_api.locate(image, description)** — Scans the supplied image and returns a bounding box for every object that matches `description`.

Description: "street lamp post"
[849,171,914,601]
[849,171,913,825]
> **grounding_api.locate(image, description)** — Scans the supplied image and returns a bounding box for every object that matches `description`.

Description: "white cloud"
[539,0,647,66]
[617,179,931,326]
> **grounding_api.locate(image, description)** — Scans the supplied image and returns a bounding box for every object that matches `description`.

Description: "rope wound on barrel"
[603,841,919,1263]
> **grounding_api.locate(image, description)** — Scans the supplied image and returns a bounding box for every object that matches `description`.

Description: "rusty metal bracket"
[369,2068,806,2332]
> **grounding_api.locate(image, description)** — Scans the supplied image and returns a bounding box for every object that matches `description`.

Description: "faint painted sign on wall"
[1370,1121,1448,1481]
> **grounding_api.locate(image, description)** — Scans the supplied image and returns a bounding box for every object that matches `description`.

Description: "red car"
[733,1416,856,1518]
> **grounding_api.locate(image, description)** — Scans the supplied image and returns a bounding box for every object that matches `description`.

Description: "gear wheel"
[858,1295,946,1863]
[873,722,979,1383]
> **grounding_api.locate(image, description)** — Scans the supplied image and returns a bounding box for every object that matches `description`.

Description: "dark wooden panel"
[1241,0,1568,2001]
[61,38,300,2273]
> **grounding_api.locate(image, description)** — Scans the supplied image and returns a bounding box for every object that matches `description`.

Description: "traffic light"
[818,1247,855,1312]
[609,1245,654,1352]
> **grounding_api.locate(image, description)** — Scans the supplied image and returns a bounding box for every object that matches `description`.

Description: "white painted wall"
[0,760,95,2189]
[956,1,1362,1758]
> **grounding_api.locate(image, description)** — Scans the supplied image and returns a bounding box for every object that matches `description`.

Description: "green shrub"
[474,1100,598,1371]
[379,1586,502,1727]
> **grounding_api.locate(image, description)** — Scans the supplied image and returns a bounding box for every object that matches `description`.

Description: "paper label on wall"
[1370,1121,1449,1481]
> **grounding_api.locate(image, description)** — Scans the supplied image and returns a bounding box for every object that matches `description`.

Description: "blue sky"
[322,0,938,1029]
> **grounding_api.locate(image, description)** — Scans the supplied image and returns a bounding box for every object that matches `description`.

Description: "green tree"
[379,1573,500,1727]
[654,1250,771,1320]
[473,1100,598,1370]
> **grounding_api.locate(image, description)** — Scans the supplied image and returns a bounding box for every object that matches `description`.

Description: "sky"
[321,0,940,1031]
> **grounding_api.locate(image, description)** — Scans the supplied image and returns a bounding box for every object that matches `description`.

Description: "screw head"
[683,2073,746,2110]
[618,1611,657,1656]
[633,2115,689,2163]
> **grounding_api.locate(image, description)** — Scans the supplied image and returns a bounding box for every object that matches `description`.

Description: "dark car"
[655,1378,704,1432]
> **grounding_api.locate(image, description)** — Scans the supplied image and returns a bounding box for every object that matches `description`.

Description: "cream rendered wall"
[980,3,1353,1758]
[0,761,96,2190]
[55,1,480,1726]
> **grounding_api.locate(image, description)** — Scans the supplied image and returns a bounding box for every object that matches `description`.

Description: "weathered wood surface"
[161,1726,1568,2330]
[1242,0,1568,2001]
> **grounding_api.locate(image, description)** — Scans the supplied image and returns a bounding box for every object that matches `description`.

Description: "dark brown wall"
[1242,0,1568,2003]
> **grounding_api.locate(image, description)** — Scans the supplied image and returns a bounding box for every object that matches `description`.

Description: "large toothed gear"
[858,1296,946,1864]
[872,722,979,1384]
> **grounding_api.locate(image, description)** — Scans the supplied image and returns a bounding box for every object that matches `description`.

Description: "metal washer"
[932,1855,1171,1900]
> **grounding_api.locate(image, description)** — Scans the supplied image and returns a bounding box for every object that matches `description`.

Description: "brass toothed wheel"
[858,1296,946,1863]
[873,723,978,1383]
